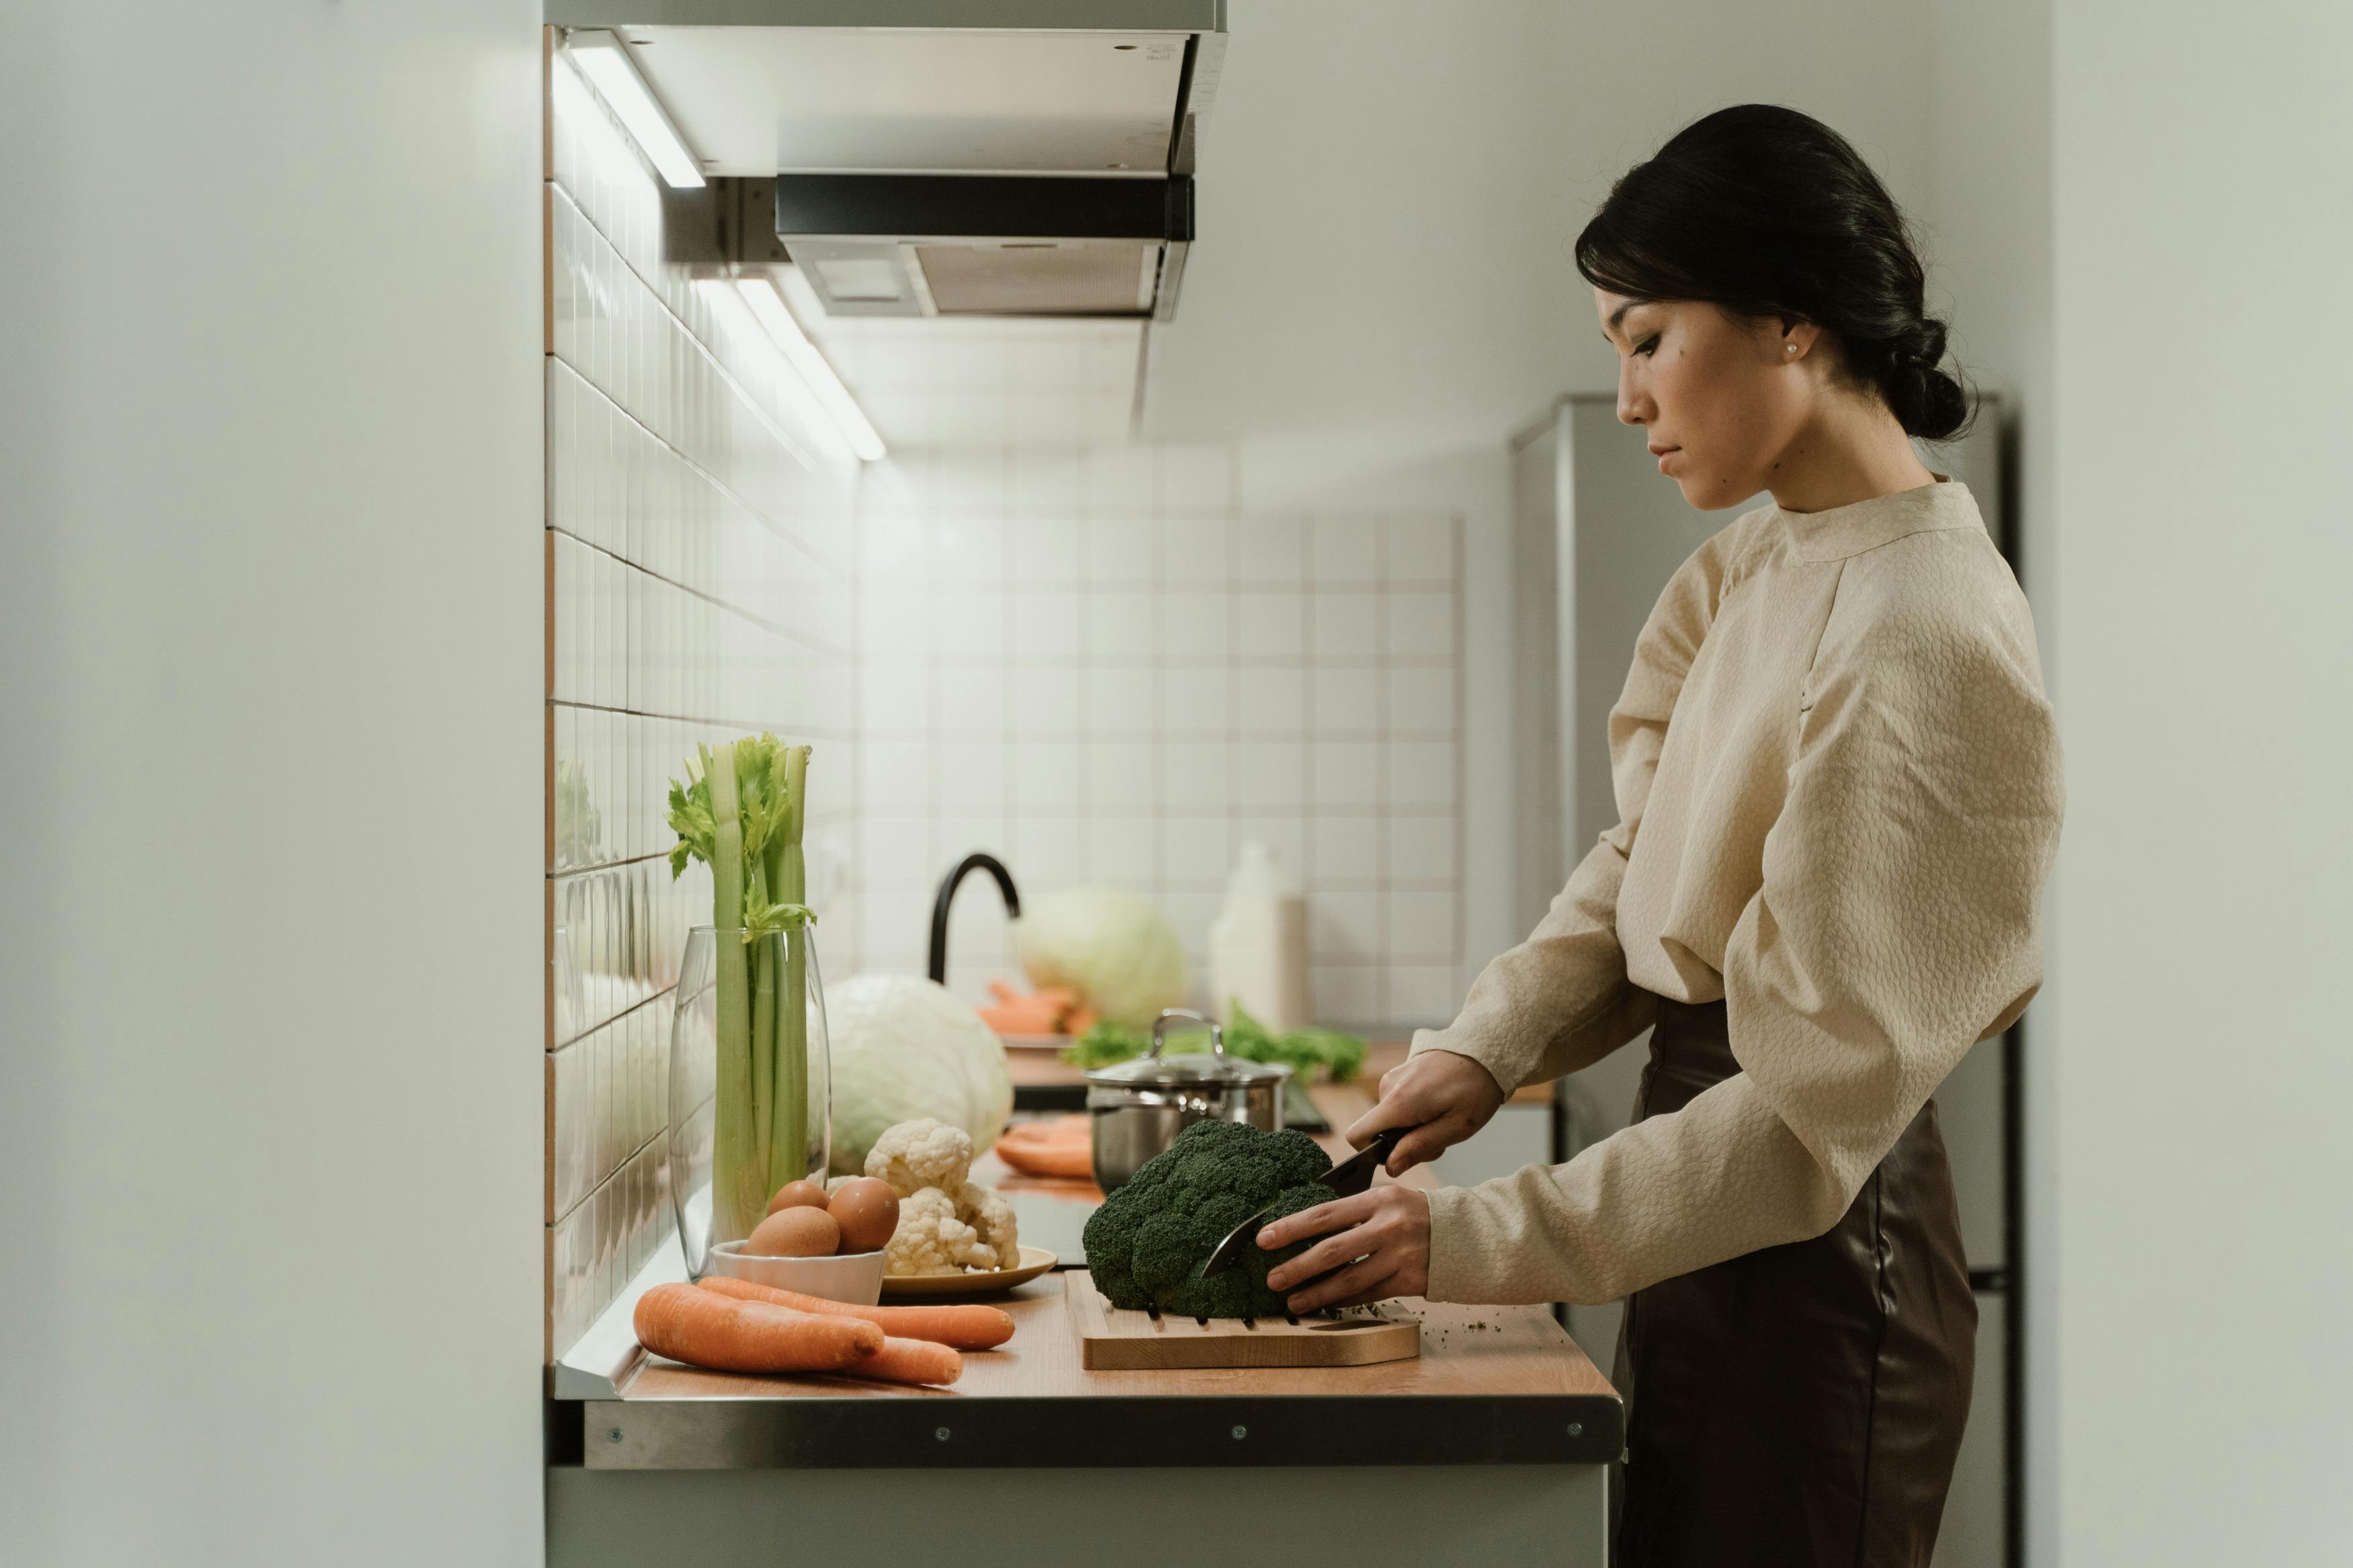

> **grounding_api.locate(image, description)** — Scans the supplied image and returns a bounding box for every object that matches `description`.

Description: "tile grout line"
[551,524,853,661]
[549,354,852,598]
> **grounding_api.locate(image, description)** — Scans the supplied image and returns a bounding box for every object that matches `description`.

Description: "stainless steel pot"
[1084,1008,1290,1192]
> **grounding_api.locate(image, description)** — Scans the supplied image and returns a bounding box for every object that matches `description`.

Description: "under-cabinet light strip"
[735,278,888,464]
[565,29,705,190]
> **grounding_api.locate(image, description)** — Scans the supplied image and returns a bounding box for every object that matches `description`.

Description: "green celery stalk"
[703,741,762,1243]
[670,735,818,1235]
[766,745,811,1192]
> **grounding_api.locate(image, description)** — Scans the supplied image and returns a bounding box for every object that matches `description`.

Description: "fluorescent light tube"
[735,278,887,463]
[565,30,705,190]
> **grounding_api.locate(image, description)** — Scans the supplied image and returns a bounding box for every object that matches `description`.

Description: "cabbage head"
[827,974,1013,1175]
[1016,886,1190,1028]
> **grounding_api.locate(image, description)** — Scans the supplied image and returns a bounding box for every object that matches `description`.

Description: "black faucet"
[928,853,1021,984]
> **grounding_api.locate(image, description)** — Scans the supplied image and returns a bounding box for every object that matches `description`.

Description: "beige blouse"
[1415,480,2063,1305]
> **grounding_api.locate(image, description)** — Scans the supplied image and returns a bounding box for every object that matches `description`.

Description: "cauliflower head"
[865,1118,973,1198]
[957,1180,1020,1274]
[886,1186,998,1276]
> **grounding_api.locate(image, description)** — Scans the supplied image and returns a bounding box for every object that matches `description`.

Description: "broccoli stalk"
[1082,1120,1340,1318]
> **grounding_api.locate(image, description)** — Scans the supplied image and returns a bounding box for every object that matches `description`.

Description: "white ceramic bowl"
[701,1242,889,1305]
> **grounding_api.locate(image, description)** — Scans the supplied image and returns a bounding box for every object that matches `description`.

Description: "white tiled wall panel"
[850,446,1466,1031]
[795,301,1146,450]
[543,54,858,1360]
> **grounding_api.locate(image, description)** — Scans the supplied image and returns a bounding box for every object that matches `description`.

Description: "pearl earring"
[1786,343,1797,354]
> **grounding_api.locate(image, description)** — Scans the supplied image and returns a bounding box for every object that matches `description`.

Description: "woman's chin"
[1675,470,1763,511]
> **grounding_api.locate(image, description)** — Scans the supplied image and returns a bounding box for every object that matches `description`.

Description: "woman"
[1258,104,2063,1565]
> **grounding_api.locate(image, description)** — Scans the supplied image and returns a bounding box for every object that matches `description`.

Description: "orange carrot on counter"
[846,1335,964,1387]
[993,1122,1095,1180]
[978,981,1096,1038]
[634,1282,884,1374]
[695,1275,1016,1350]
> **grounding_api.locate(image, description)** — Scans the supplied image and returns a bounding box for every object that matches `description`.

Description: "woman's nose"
[1616,366,1648,427]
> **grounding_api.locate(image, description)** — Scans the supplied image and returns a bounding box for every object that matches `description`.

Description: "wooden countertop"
[591,1270,1620,1469]
[620,1272,1609,1405]
[568,1055,1611,1471]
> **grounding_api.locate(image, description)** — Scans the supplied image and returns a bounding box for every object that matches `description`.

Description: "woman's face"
[1596,290,1820,509]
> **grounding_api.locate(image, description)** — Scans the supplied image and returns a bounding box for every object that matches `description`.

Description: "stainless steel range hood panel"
[584,26,1190,177]
[774,173,1191,319]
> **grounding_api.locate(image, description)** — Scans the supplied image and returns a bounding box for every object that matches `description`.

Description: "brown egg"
[826,1177,901,1255]
[765,1179,831,1216]
[745,1205,840,1257]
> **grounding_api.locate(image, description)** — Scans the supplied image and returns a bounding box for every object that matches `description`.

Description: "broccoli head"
[1081,1119,1339,1317]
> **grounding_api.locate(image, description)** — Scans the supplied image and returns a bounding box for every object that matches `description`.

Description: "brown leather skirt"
[1613,996,1975,1568]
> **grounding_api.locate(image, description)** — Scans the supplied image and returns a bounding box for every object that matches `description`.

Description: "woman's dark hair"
[1576,104,1970,441]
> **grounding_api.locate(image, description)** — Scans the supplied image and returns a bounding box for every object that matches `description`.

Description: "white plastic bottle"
[1207,841,1311,1031]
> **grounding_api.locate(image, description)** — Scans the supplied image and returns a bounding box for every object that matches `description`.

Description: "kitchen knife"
[1198,1127,1405,1278]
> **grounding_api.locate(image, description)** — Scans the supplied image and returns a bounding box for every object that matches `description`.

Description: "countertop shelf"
[574,1270,1620,1470]
[556,1056,1615,1471]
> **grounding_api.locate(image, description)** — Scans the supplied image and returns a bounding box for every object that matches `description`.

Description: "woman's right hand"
[1344,1048,1508,1177]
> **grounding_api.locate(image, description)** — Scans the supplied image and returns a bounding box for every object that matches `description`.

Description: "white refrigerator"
[1507,395,2018,1568]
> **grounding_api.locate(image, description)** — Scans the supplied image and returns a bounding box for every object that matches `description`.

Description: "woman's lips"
[1652,446,1681,472]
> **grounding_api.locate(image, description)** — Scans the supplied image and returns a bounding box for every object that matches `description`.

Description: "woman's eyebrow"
[1607,300,1644,334]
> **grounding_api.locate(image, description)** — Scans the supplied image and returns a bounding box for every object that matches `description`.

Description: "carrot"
[695,1275,1016,1350]
[994,1130,1094,1180]
[634,1282,883,1374]
[996,1116,1094,1178]
[979,982,1096,1037]
[979,981,1068,1035]
[845,1335,963,1387]
[1000,1113,1089,1143]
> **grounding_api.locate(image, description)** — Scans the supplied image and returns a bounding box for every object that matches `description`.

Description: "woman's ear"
[1777,319,1824,363]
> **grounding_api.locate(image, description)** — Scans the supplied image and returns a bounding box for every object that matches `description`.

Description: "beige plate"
[880,1245,1059,1299]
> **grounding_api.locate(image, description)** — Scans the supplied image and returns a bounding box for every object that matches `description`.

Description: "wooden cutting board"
[1067,1272,1422,1370]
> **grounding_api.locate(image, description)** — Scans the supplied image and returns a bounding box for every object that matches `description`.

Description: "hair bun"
[1895,318,1949,370]
[1890,358,1969,442]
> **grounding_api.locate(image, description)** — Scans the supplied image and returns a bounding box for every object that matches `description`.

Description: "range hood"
[778,173,1193,320]
[550,2,1225,320]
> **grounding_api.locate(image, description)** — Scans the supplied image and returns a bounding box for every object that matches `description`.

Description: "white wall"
[1921,2,2057,1558]
[1146,0,1939,974]
[2045,1,2353,1559]
[0,6,546,1566]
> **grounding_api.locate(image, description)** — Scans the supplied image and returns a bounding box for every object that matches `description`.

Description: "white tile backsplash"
[1384,515,1460,586]
[544,62,856,1361]
[1313,667,1381,733]
[1312,518,1382,585]
[1235,516,1307,585]
[1310,593,1381,663]
[850,448,1463,1024]
[1011,665,1083,733]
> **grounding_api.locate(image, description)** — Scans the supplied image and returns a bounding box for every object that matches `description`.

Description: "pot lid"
[1080,1007,1292,1088]
[1082,1050,1290,1088]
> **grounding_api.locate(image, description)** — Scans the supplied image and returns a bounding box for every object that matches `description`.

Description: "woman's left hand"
[1257,1186,1431,1313]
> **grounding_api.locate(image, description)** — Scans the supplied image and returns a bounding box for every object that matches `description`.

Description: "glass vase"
[666,924,832,1278]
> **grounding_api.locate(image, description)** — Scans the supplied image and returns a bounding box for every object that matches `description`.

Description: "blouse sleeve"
[1421,547,2064,1305]
[1406,528,1730,1094]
